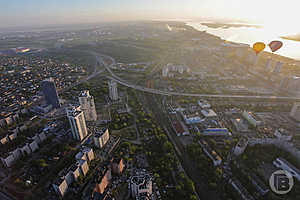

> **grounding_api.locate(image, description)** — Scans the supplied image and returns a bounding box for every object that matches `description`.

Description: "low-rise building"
[202,128,232,137]
[131,171,152,199]
[180,110,203,124]
[201,109,217,118]
[198,100,211,109]
[172,120,189,136]
[199,140,222,166]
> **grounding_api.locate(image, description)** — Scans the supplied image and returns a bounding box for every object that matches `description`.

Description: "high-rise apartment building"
[79,90,97,121]
[66,105,88,141]
[94,128,110,148]
[290,103,300,122]
[41,77,60,108]
[108,80,118,101]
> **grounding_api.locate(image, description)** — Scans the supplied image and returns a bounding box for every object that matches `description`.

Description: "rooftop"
[79,90,91,97]
[95,128,109,138]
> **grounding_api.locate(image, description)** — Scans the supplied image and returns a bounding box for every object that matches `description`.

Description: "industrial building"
[202,128,232,137]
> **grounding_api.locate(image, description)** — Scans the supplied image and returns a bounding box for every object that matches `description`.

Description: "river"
[187,22,300,61]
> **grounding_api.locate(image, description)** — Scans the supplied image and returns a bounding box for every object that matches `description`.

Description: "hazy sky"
[0,0,298,28]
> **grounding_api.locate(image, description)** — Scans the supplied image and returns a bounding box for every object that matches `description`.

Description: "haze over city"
[1,0,299,30]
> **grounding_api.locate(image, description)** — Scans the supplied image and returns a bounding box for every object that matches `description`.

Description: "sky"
[0,0,299,29]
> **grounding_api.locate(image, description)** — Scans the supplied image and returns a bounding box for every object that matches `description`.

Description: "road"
[85,51,300,101]
[106,76,300,101]
[141,93,220,200]
[0,191,14,200]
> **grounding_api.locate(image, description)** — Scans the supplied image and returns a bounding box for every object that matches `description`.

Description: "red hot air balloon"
[269,41,283,53]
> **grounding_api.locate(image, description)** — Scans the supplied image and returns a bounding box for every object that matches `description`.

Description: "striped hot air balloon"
[269,41,283,53]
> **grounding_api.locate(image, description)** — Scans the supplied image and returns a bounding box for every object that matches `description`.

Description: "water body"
[187,22,300,61]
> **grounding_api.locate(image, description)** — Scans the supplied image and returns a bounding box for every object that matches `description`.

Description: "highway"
[86,51,300,101]
[107,75,300,101]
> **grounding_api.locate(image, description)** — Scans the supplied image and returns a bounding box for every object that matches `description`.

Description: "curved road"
[106,76,300,101]
[88,51,300,101]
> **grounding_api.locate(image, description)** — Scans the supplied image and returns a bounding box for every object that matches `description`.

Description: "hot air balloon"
[253,42,266,55]
[269,41,283,53]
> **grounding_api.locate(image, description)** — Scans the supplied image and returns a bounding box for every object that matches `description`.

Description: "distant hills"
[201,22,261,29]
[281,33,300,42]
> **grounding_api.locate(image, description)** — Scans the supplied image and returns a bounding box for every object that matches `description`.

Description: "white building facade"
[66,105,88,141]
[108,80,118,101]
[79,90,97,121]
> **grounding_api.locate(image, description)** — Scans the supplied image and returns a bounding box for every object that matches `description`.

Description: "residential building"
[112,158,124,175]
[70,164,81,182]
[108,80,118,101]
[131,171,152,199]
[94,128,110,148]
[94,168,112,194]
[290,102,300,122]
[77,159,89,176]
[76,147,95,162]
[273,158,300,182]
[66,105,88,141]
[52,178,68,197]
[82,146,95,162]
[199,140,222,166]
[272,61,283,73]
[79,90,97,121]
[279,76,300,96]
[41,77,60,108]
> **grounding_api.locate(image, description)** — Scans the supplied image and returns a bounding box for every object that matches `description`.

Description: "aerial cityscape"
[1,0,300,200]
